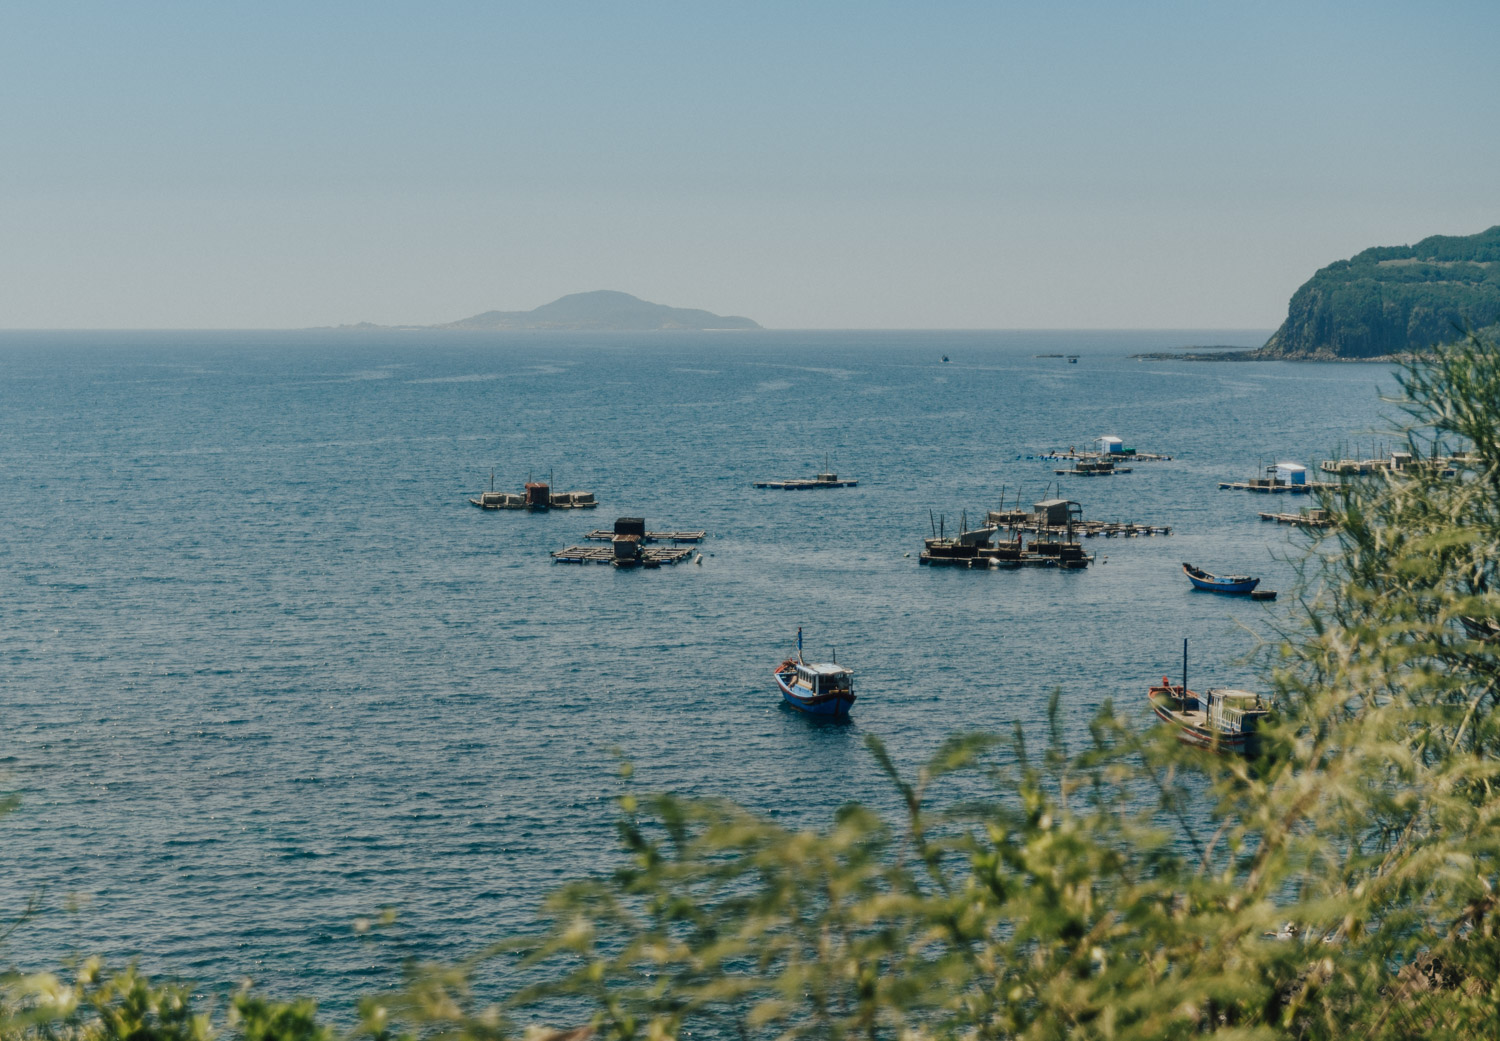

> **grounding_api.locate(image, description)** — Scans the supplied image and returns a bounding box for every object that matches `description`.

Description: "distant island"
[1137,226,1500,361]
[340,290,761,332]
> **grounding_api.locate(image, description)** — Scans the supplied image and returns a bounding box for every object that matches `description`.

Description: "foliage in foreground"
[7,335,1500,1040]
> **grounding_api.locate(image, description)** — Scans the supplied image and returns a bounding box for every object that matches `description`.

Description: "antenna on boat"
[797,626,804,664]
[929,509,937,538]
[1182,637,1188,694]
[489,469,494,492]
[940,514,945,539]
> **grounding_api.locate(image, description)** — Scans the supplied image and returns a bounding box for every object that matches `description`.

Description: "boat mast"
[1182,638,1188,693]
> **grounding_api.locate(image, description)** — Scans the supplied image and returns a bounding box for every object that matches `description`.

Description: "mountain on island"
[438,291,761,332]
[1256,226,1500,359]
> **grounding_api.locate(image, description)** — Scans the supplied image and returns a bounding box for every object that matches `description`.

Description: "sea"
[0,329,1398,1010]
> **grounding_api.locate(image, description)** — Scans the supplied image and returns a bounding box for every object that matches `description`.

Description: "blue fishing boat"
[1182,562,1260,595]
[773,628,856,717]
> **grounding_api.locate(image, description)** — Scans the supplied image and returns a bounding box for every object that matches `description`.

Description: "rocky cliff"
[1257,226,1500,359]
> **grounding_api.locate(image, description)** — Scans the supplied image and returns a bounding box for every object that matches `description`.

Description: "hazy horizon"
[0,317,1278,337]
[3,2,1496,330]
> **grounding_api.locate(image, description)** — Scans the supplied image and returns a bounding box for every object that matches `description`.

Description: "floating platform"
[986,507,1169,538]
[919,508,1093,569]
[551,545,695,567]
[555,517,705,567]
[473,496,599,509]
[471,479,598,510]
[1037,451,1172,462]
[1259,508,1334,528]
[1219,480,1333,494]
[585,529,706,543]
[1220,463,1336,494]
[1321,453,1458,478]
[1055,462,1132,476]
[754,471,857,489]
[920,550,1094,569]
[1250,589,1279,601]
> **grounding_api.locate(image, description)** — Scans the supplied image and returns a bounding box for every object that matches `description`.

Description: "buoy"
[694,554,703,566]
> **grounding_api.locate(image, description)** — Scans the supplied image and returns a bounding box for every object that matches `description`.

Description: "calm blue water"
[0,330,1395,1007]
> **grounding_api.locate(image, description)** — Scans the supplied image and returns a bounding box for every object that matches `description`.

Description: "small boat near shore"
[773,628,855,717]
[1182,562,1260,595]
[1148,640,1271,754]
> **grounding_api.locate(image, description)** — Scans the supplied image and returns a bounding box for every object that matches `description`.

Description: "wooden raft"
[753,478,858,489]
[551,546,695,566]
[986,511,1170,537]
[583,529,707,543]
[1259,509,1334,529]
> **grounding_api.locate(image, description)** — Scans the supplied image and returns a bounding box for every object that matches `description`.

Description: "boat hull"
[774,667,855,717]
[1182,563,1260,594]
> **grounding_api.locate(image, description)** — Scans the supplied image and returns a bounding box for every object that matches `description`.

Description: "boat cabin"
[790,662,854,697]
[1033,499,1078,526]
[1205,688,1270,735]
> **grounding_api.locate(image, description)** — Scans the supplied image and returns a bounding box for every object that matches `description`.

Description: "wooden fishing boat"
[773,628,855,717]
[1182,562,1260,595]
[1149,682,1270,754]
[1148,639,1270,754]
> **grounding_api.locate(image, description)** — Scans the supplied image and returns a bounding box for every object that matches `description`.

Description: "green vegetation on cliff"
[1258,226,1500,358]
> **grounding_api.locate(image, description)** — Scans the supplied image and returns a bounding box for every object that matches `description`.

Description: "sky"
[1,1,1497,330]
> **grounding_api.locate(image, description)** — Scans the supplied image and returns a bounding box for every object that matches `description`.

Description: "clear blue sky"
[2,1,1497,329]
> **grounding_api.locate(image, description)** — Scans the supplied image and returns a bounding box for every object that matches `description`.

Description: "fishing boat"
[773,628,855,717]
[1182,562,1260,595]
[1148,639,1271,754]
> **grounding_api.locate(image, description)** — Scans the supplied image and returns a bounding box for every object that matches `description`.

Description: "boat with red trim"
[773,628,855,717]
